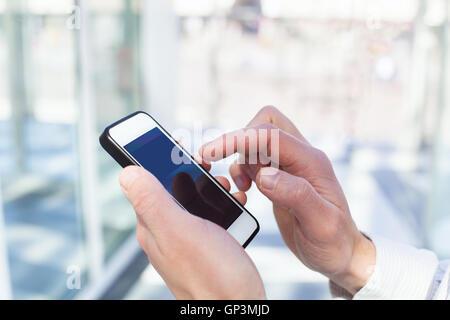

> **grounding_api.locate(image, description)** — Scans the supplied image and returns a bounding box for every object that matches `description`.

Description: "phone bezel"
[100,111,259,248]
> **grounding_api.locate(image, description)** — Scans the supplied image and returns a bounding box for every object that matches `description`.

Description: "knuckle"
[314,148,331,165]
[293,178,311,202]
[260,122,277,130]
[261,105,279,116]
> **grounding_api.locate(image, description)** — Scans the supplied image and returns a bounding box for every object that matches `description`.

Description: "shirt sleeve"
[330,234,450,300]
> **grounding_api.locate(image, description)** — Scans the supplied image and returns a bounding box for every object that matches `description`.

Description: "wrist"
[332,232,376,295]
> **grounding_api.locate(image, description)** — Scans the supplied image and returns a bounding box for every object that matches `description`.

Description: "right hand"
[200,106,376,295]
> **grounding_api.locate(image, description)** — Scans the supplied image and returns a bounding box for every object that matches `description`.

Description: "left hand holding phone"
[119,165,266,300]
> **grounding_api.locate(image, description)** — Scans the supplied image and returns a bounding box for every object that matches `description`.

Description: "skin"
[119,106,376,299]
[120,166,265,299]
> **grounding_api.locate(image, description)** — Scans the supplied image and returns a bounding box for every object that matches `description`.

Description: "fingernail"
[235,176,246,190]
[204,144,215,158]
[119,167,142,192]
[259,167,280,190]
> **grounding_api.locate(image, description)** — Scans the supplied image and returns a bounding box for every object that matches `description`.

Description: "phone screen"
[124,127,243,229]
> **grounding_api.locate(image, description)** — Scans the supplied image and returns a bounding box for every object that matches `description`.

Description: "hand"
[119,165,266,300]
[200,106,376,295]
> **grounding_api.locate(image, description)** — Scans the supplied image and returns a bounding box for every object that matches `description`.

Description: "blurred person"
[118,106,449,300]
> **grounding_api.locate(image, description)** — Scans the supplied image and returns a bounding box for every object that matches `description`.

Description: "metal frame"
[75,0,104,285]
[6,0,28,175]
[0,178,12,300]
[75,234,141,300]
[0,0,27,300]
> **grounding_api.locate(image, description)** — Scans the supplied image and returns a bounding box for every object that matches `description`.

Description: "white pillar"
[141,0,178,130]
[76,0,104,282]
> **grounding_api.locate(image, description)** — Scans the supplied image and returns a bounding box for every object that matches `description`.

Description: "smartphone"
[99,111,259,248]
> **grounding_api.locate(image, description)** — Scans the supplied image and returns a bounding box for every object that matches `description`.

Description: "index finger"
[200,123,328,177]
[247,106,309,145]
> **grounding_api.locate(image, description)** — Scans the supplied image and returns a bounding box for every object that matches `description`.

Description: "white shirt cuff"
[353,234,439,299]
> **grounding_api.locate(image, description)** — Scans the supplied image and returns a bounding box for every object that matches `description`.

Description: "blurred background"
[0,0,449,300]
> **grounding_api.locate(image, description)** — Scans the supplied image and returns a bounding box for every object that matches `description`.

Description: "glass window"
[0,1,86,299]
[87,0,143,263]
[0,0,145,299]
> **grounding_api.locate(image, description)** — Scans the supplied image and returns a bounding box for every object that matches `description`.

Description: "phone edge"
[99,110,260,248]
[99,112,142,168]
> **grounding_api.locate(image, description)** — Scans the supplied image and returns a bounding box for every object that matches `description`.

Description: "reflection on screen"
[124,127,242,229]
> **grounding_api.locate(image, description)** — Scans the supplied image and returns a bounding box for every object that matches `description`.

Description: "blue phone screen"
[124,127,243,229]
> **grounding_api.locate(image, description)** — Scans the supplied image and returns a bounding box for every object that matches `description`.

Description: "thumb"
[119,166,190,239]
[255,167,326,224]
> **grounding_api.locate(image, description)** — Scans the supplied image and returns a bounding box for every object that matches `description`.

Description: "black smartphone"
[100,111,259,248]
